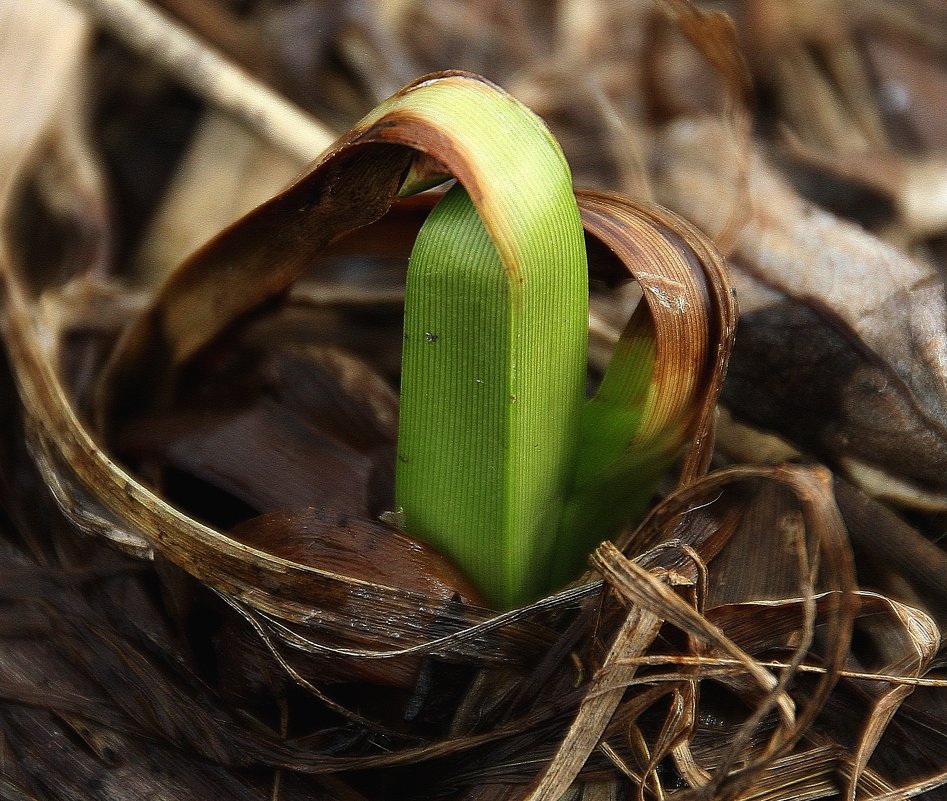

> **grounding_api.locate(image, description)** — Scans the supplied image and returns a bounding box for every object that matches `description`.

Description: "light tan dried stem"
[523,575,664,801]
[152,0,269,78]
[865,769,947,801]
[62,0,336,163]
[606,654,947,690]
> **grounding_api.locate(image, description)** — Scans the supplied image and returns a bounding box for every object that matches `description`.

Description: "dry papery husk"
[1,12,946,801]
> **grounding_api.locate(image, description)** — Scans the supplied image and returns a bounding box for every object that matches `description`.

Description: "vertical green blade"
[391,79,587,610]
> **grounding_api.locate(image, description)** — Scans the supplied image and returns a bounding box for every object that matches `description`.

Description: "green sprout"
[390,77,722,609]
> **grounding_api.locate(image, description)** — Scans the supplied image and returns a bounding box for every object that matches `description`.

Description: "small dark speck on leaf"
[424,332,438,342]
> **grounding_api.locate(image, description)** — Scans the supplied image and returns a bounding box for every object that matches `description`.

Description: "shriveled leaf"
[654,117,947,510]
[228,507,484,686]
[230,508,482,604]
[552,190,735,588]
[4,73,587,677]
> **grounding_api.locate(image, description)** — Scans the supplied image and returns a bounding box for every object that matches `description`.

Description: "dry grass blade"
[576,190,737,485]
[701,589,942,798]
[595,543,799,752]
[476,463,863,798]
[845,592,940,801]
[523,592,664,801]
[864,770,947,801]
[583,465,858,798]
[552,190,736,586]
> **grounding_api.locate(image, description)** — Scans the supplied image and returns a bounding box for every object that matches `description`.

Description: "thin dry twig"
[62,0,336,162]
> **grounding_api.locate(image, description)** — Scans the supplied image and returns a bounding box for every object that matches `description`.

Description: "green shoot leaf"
[394,88,587,610]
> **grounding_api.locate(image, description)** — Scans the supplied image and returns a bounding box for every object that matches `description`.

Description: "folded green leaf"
[394,98,586,610]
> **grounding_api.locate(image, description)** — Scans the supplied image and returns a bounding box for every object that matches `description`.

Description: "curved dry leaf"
[229,508,483,604]
[321,189,735,510]
[4,261,554,668]
[225,506,485,688]
[655,116,947,510]
[846,595,939,801]
[575,189,736,485]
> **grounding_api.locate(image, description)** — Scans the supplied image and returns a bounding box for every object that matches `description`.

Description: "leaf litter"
[2,0,947,799]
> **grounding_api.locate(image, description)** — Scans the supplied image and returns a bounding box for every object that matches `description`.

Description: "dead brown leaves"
[2,0,947,799]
